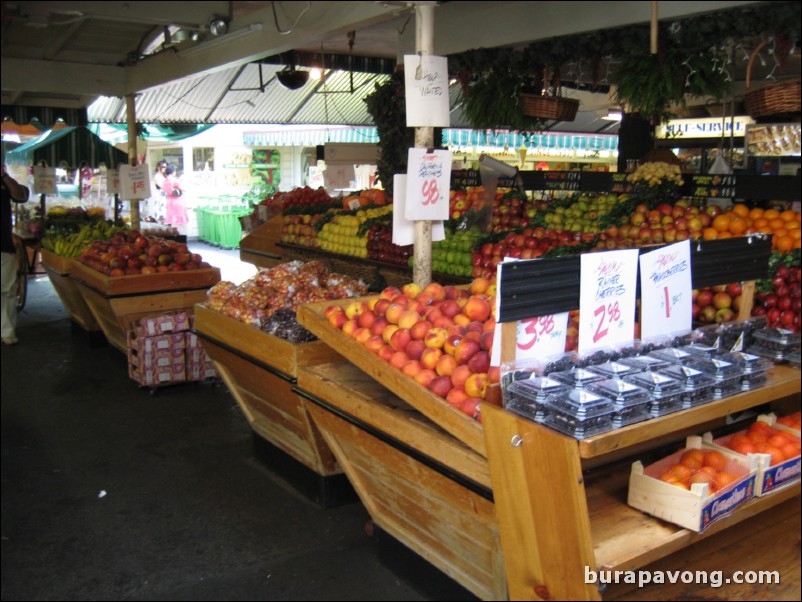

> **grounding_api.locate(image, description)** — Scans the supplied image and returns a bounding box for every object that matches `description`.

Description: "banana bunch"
[42,221,129,258]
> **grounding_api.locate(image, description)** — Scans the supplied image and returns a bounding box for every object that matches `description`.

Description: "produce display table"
[238,215,284,269]
[69,261,221,354]
[296,296,801,601]
[40,249,103,339]
[192,304,355,506]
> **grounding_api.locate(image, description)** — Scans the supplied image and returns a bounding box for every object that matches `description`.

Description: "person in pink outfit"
[163,164,188,228]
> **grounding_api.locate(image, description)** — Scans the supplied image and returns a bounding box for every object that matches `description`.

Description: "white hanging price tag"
[639,240,693,339]
[118,164,151,200]
[515,312,569,360]
[405,148,451,221]
[33,166,57,194]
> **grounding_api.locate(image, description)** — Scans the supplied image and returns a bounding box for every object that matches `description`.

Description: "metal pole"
[125,94,140,231]
[412,3,435,287]
[650,1,658,54]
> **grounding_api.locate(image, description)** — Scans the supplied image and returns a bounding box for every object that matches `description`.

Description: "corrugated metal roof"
[88,64,392,126]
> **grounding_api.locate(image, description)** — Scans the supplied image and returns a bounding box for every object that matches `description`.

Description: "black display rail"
[450,169,801,202]
[496,235,772,323]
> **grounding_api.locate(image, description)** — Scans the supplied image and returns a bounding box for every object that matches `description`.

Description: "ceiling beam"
[0,57,127,97]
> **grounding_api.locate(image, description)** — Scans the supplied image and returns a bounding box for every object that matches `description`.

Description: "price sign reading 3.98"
[579,249,639,353]
[515,312,568,360]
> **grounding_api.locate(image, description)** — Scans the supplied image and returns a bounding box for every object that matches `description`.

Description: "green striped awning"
[6,126,128,169]
[444,129,618,151]
[243,127,379,146]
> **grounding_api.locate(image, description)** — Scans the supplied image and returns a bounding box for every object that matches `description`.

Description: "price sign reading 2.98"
[515,313,568,360]
[579,249,639,354]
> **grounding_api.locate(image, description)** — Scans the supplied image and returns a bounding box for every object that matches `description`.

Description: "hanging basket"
[520,93,580,121]
[743,40,801,118]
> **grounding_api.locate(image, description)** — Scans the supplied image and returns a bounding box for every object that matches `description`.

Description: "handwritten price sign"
[639,240,692,339]
[405,148,451,221]
[33,166,57,194]
[106,169,119,195]
[118,164,151,200]
[515,313,569,360]
[404,54,450,127]
[579,249,639,353]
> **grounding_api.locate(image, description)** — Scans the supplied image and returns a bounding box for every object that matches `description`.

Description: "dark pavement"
[1,258,431,601]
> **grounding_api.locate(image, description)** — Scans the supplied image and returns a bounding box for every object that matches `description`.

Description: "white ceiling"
[1,1,789,134]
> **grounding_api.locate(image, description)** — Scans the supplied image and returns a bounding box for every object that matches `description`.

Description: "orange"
[757,225,774,235]
[769,217,786,230]
[748,207,765,220]
[763,208,780,220]
[762,445,785,466]
[752,217,769,228]
[749,421,772,433]
[702,227,719,240]
[659,472,680,483]
[733,442,756,455]
[776,236,795,253]
[729,433,751,448]
[747,431,768,445]
[715,472,740,490]
[767,433,789,448]
[731,204,750,218]
[690,471,716,490]
[728,216,748,235]
[680,448,705,465]
[712,214,731,232]
[717,231,733,239]
[669,464,693,481]
[703,450,727,471]
[781,443,801,460]
[780,210,797,222]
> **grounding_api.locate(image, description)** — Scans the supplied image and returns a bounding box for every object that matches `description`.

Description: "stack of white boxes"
[127,311,217,387]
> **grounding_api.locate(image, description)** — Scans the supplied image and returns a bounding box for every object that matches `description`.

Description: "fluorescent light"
[178,23,263,58]
[602,109,623,122]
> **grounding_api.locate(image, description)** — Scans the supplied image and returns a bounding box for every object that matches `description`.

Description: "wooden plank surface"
[304,399,506,601]
[297,362,491,488]
[69,259,220,296]
[204,341,340,475]
[578,366,801,458]
[297,299,486,456]
[40,249,73,275]
[43,266,101,332]
[240,215,284,260]
[193,303,341,378]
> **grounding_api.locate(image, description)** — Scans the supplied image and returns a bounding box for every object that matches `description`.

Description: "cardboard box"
[628,435,757,532]
[187,360,218,381]
[133,310,190,338]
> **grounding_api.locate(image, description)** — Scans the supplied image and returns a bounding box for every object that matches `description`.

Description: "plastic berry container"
[618,355,674,372]
[691,324,721,347]
[746,343,793,363]
[684,356,743,383]
[586,378,653,409]
[506,377,571,405]
[740,372,768,392]
[721,351,773,375]
[624,371,685,417]
[658,363,717,391]
[718,317,768,351]
[541,351,579,376]
[612,403,653,428]
[542,390,617,439]
[713,376,742,400]
[751,328,801,352]
[648,347,695,365]
[549,367,606,390]
[504,381,566,423]
[587,360,643,379]
[680,342,720,358]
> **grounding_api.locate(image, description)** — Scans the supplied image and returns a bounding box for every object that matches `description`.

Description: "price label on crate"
[515,312,569,360]
[405,148,451,221]
[579,249,639,353]
[33,165,57,194]
[118,164,151,200]
[639,240,692,340]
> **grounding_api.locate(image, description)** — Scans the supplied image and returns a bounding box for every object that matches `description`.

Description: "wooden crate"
[297,296,486,456]
[40,249,101,333]
[193,304,344,476]
[297,362,504,600]
[69,261,221,353]
[239,215,284,269]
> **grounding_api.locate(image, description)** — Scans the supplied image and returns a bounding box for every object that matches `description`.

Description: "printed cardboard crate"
[703,415,801,497]
[628,435,758,532]
[133,310,191,338]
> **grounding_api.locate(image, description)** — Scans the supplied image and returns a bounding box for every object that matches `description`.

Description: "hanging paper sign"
[33,166,57,195]
[323,164,355,190]
[404,54,450,127]
[639,240,693,340]
[515,312,569,361]
[393,175,445,245]
[106,169,120,195]
[118,164,151,200]
[406,148,451,221]
[579,249,639,353]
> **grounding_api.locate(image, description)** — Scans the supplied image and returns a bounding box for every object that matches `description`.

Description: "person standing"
[163,164,188,229]
[1,164,31,345]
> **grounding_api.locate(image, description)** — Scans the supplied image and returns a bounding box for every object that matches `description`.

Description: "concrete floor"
[0,245,438,601]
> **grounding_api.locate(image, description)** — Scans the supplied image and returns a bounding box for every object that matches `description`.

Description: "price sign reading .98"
[421,178,439,206]
[515,313,568,360]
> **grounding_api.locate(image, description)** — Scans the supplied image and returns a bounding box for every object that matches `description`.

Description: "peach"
[480,330,494,351]
[446,386,469,407]
[324,305,346,327]
[373,299,391,317]
[410,320,432,341]
[466,321,484,333]
[470,277,491,295]
[450,364,472,388]
[443,285,459,300]
[444,334,462,356]
[380,286,402,301]
[365,335,385,354]
[467,350,490,374]
[382,324,399,345]
[390,328,412,352]
[414,368,437,388]
[371,317,390,336]
[453,313,472,328]
[422,282,445,301]
[401,360,423,378]
[436,354,458,377]
[464,297,491,322]
[398,310,422,330]
[465,372,489,398]
[431,315,454,330]
[460,397,482,420]
[402,282,422,299]
[390,351,410,370]
[342,319,359,338]
[405,339,425,361]
[420,347,443,370]
[428,375,453,398]
[454,338,481,365]
[439,300,461,319]
[353,327,372,345]
[415,293,434,307]
[345,301,369,320]
[385,303,406,325]
[424,327,449,348]
[378,345,394,363]
[358,310,377,329]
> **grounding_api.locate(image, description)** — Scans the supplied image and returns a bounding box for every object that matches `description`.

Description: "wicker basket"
[744,40,801,117]
[520,93,580,121]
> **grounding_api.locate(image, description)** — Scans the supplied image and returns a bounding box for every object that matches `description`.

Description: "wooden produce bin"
[239,215,284,269]
[192,303,344,482]
[297,296,802,601]
[69,260,220,354]
[40,249,102,336]
[296,361,504,600]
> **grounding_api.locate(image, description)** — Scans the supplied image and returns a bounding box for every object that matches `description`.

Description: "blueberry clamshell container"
[684,356,743,382]
[740,372,768,391]
[648,347,695,364]
[587,360,643,379]
[586,378,653,409]
[691,324,722,347]
[752,328,801,351]
[680,342,721,358]
[506,377,570,405]
[618,355,674,372]
[720,351,773,375]
[543,388,615,420]
[681,386,717,408]
[646,396,685,417]
[746,343,793,363]
[658,363,717,391]
[542,411,614,439]
[549,367,606,390]
[712,376,743,399]
[612,404,653,428]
